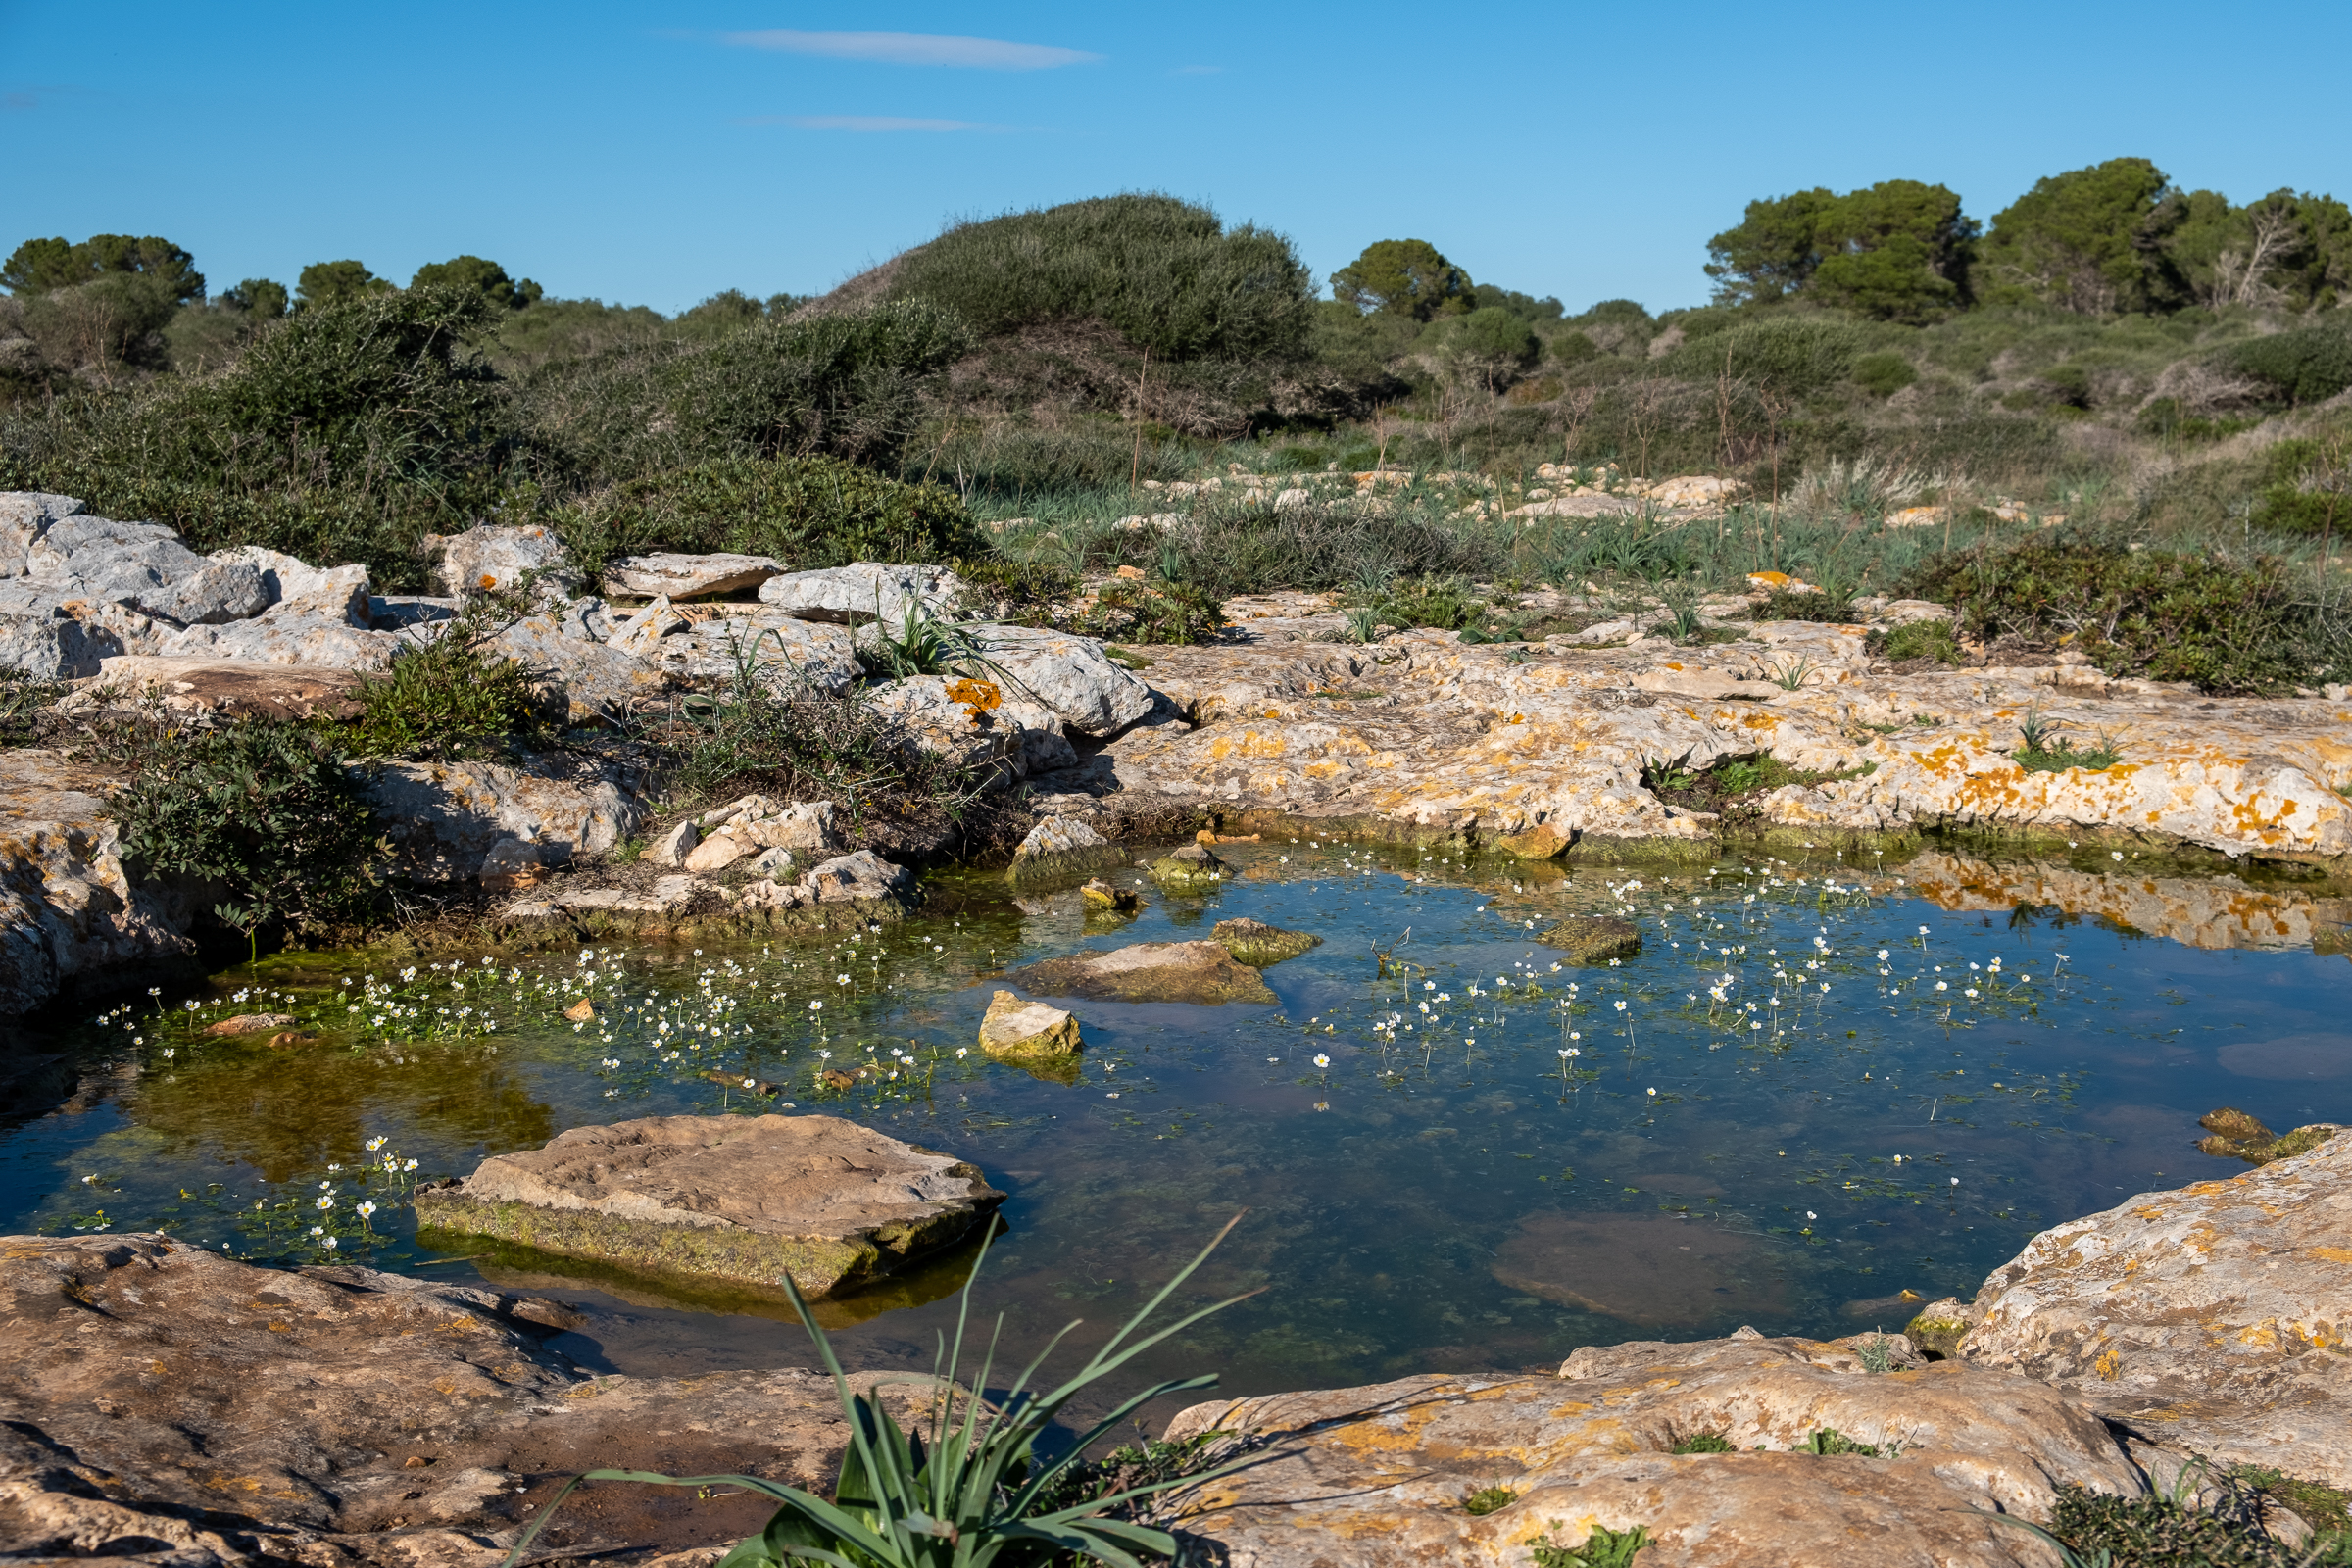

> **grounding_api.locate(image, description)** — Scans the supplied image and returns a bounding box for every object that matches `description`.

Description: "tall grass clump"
[504,1219,1257,1568]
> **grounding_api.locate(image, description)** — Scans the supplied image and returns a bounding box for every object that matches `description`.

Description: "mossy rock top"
[1212,916,1321,966]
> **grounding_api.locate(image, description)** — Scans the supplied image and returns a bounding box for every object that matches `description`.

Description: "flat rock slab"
[1492,1212,1788,1327]
[1164,1335,2147,1568]
[1004,941,1276,1005]
[604,551,784,601]
[413,1114,1004,1298]
[0,1233,936,1567]
[978,990,1081,1065]
[1960,1124,2352,1487]
[80,655,365,721]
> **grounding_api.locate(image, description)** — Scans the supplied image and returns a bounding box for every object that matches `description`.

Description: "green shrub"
[2042,1481,2328,1567]
[1074,579,1222,645]
[334,602,547,760]
[532,298,975,483]
[1531,1521,1652,1567]
[1369,574,1485,631]
[1851,351,1918,398]
[1661,315,1866,398]
[1869,618,1961,663]
[1668,1432,1735,1455]
[1453,307,1540,369]
[1,668,61,748]
[1799,1428,1882,1457]
[100,720,378,949]
[1902,536,2342,694]
[885,194,1314,363]
[558,454,985,581]
[2232,325,2352,407]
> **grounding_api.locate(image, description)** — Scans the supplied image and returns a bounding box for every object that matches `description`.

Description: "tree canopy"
[1,234,205,303]
[1332,239,1474,320]
[296,260,394,312]
[1705,182,1975,321]
[410,255,542,311]
[1978,157,2183,315]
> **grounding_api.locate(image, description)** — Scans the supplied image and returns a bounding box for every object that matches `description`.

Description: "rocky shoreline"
[4,1127,2342,1566]
[8,488,2352,1017]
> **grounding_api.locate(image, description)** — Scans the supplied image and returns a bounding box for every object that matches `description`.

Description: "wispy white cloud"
[722,31,1099,70]
[738,115,999,132]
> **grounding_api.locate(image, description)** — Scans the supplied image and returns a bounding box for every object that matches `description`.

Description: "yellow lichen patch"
[2093,1348,2123,1380]
[2307,1247,2352,1264]
[945,678,1002,713]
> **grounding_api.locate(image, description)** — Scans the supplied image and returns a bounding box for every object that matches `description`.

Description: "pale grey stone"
[605,551,785,601]
[425,523,576,597]
[758,562,964,624]
[983,624,1156,738]
[649,819,698,868]
[0,491,84,578]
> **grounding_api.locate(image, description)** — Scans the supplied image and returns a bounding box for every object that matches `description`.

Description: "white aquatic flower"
[1613,1000,1628,1013]
[1950,1176,1960,1186]
[357,1200,377,1218]
[1646,1088,1656,1098]
[1936,981,1948,992]
[1805,1210,1816,1220]
[1314,1054,1330,1068]
[316,1195,335,1210]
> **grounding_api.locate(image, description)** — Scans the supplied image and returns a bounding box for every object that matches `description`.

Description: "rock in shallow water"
[1007,815,1128,880]
[1005,940,1275,1005]
[413,1113,1004,1298]
[1210,916,1320,967]
[978,989,1081,1060]
[1540,913,1642,963]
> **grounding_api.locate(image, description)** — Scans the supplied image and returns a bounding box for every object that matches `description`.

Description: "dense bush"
[1659,315,1867,398]
[884,195,1313,363]
[334,602,549,760]
[558,454,985,580]
[2231,324,2352,407]
[1903,535,2344,693]
[103,720,378,947]
[524,297,973,482]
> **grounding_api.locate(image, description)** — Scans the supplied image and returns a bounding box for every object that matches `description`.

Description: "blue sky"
[6,1,2348,317]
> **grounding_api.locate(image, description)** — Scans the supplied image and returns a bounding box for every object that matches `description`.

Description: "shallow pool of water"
[8,840,2347,1419]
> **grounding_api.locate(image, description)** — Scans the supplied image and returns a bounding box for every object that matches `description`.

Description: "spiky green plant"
[502,1218,1258,1568]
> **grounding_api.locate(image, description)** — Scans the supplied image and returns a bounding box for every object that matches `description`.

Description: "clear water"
[7,841,2347,1425]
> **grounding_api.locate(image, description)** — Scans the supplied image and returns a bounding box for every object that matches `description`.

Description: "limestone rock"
[159,600,402,669]
[363,759,651,882]
[0,1233,939,1561]
[863,674,1062,783]
[1165,1337,2146,1568]
[0,748,197,1016]
[1210,916,1320,966]
[758,562,963,625]
[978,989,1081,1058]
[1540,914,1642,963]
[75,656,365,723]
[683,833,749,873]
[628,607,863,698]
[1960,1126,2352,1486]
[609,592,687,658]
[605,551,786,601]
[137,558,271,625]
[803,849,914,907]
[1904,1297,1979,1359]
[0,490,82,577]
[1006,941,1275,1005]
[982,624,1157,738]
[484,603,673,722]
[1008,815,1128,880]
[413,1114,1004,1297]
[425,522,575,597]
[0,608,122,677]
[1492,821,1573,858]
[478,835,546,890]
[649,819,698,867]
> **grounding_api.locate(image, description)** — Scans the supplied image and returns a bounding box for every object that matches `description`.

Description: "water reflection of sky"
[6,844,2347,1415]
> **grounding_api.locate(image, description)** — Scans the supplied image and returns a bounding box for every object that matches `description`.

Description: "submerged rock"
[414,1113,1004,1298]
[1540,913,1642,963]
[1166,1333,2147,1568]
[1006,940,1276,1005]
[1492,1211,1786,1327]
[2192,1105,2338,1165]
[1210,916,1321,967]
[1960,1123,2351,1486]
[1080,877,1142,913]
[1148,840,1224,891]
